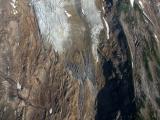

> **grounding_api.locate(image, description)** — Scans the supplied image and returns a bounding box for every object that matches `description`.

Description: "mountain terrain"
[0,0,160,120]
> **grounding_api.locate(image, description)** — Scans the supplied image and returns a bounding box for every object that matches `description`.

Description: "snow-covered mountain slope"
[0,0,160,120]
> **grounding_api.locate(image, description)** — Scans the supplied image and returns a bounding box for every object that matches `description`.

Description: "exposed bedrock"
[0,0,160,120]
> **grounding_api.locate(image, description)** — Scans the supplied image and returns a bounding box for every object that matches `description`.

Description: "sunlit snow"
[103,17,109,40]
[17,82,21,90]
[32,0,70,52]
[10,0,18,15]
[64,10,72,18]
[130,0,134,7]
[139,0,144,9]
[49,108,52,114]
[81,0,104,62]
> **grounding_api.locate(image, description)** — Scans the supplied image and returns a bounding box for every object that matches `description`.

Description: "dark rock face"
[97,0,160,119]
[96,18,136,120]
[0,0,160,120]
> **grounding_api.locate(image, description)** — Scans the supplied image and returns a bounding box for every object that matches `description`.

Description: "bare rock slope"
[0,0,160,120]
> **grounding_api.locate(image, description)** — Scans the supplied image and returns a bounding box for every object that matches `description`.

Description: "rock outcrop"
[0,0,160,120]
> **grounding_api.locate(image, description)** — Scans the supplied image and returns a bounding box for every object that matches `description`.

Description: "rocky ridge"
[0,0,160,120]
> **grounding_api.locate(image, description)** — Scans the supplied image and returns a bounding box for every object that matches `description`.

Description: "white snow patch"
[49,108,52,114]
[10,0,18,15]
[81,0,104,62]
[32,0,71,52]
[139,0,144,9]
[12,0,16,3]
[91,24,103,63]
[64,10,72,18]
[7,66,10,70]
[130,0,135,7]
[82,9,85,15]
[17,82,21,90]
[10,2,16,9]
[102,6,105,13]
[103,17,109,39]
[13,9,18,15]
[154,34,159,43]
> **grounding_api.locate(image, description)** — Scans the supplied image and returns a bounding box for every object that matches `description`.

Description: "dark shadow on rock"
[95,60,136,120]
[95,18,136,120]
